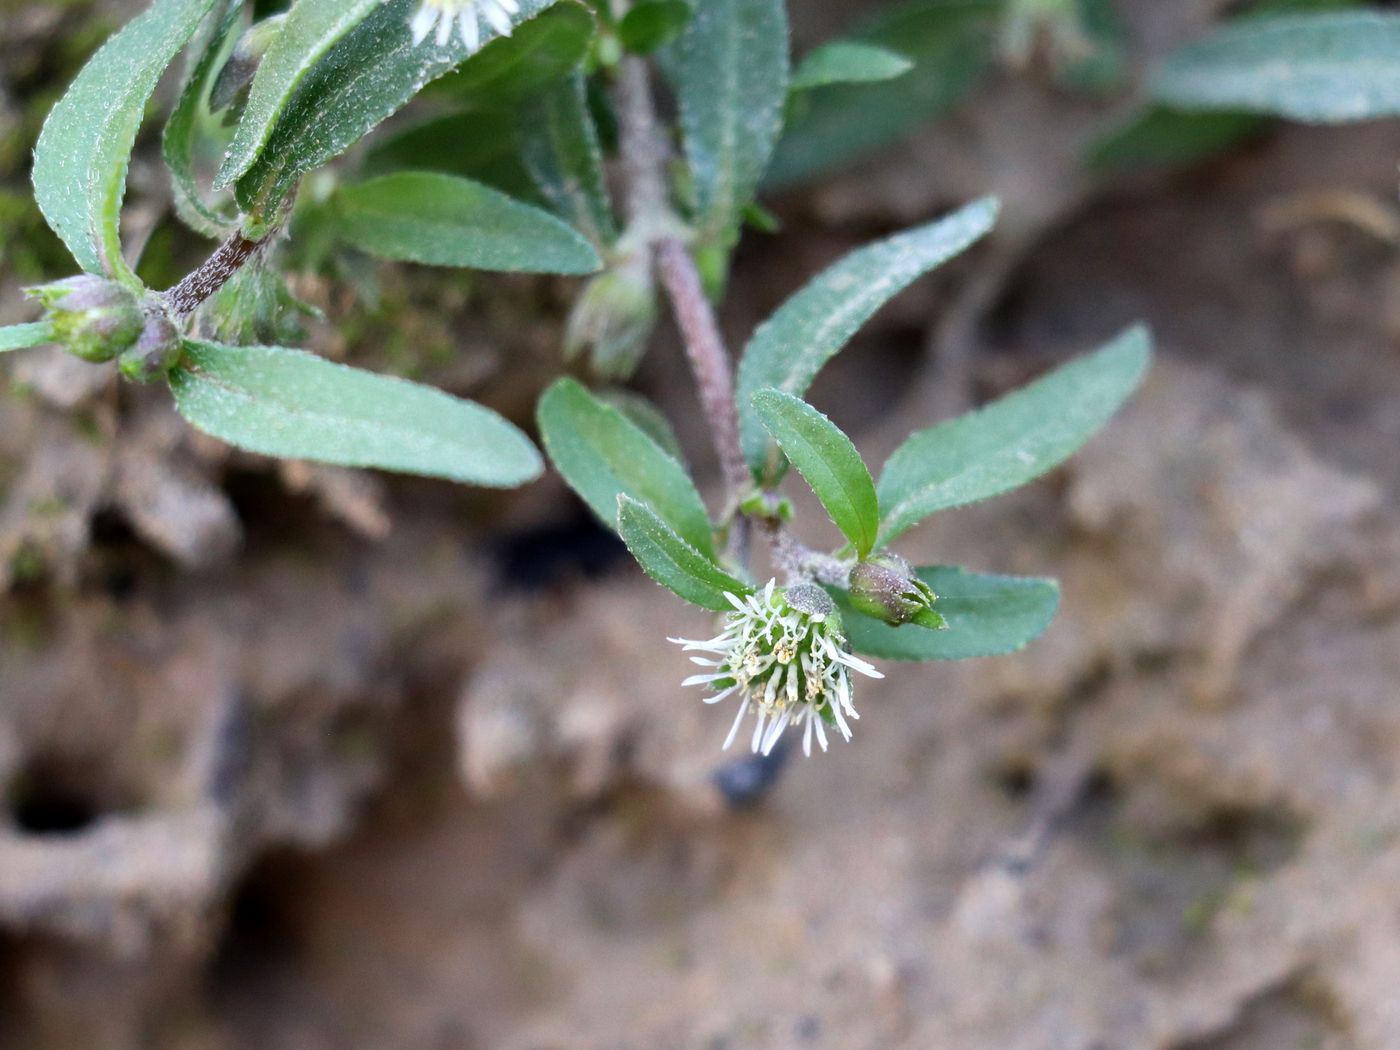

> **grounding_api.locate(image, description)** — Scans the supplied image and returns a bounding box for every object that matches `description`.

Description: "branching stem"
[614,53,843,587]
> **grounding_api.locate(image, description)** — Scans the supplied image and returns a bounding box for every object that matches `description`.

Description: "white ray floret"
[408,0,521,50]
[669,580,883,758]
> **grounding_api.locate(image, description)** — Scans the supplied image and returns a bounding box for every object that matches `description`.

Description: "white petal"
[803,713,813,757]
[814,715,829,752]
[436,8,454,46]
[410,4,438,44]
[751,709,767,753]
[703,685,738,705]
[483,0,513,35]
[498,0,520,12]
[682,672,727,687]
[830,698,852,741]
[460,9,479,50]
[722,696,751,751]
[761,710,790,755]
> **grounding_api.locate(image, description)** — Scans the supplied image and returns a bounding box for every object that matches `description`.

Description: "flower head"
[670,581,883,758]
[409,0,520,50]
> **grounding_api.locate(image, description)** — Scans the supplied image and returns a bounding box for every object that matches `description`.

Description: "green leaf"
[334,172,601,274]
[834,566,1060,660]
[737,197,998,477]
[668,0,789,236]
[538,378,713,555]
[216,0,382,191]
[518,72,618,247]
[877,325,1151,544]
[364,110,539,199]
[1151,11,1400,123]
[765,0,999,189]
[791,41,913,91]
[751,390,879,558]
[33,0,219,280]
[1084,106,1266,172]
[595,389,687,465]
[428,1,595,103]
[617,496,749,611]
[163,0,242,239]
[170,340,542,486]
[0,322,54,353]
[229,0,561,223]
[619,0,694,54]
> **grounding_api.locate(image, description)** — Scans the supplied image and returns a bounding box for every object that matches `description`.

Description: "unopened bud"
[118,308,182,383]
[847,553,942,628]
[26,276,143,363]
[564,254,658,381]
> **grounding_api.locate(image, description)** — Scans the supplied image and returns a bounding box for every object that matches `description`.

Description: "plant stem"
[654,238,751,498]
[164,232,264,320]
[614,56,753,505]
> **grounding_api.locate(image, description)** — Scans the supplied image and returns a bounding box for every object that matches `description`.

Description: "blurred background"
[3,0,1400,1046]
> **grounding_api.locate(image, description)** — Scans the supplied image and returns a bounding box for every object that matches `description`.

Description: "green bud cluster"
[26,277,184,382]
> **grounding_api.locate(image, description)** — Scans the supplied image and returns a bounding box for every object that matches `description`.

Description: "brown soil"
[3,2,1400,1048]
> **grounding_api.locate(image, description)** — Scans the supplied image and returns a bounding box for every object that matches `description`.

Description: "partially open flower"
[408,0,519,50]
[671,580,883,757]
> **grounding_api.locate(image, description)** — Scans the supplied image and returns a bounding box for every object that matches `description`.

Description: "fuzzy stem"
[654,238,752,499]
[163,232,265,320]
[614,56,752,501]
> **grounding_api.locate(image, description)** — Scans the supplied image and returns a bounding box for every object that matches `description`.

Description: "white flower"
[670,580,883,758]
[408,0,520,50]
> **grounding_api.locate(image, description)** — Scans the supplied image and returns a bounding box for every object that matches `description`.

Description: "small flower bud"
[26,276,143,363]
[847,552,941,627]
[118,308,182,384]
[564,254,658,381]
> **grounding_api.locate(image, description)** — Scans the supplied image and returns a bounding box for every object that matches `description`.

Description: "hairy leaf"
[835,566,1060,660]
[231,0,560,222]
[539,378,713,554]
[596,390,687,465]
[216,0,383,190]
[33,0,219,279]
[877,325,1151,544]
[668,0,789,236]
[518,72,618,246]
[751,390,879,557]
[737,197,998,477]
[617,496,749,611]
[430,0,594,102]
[163,0,243,238]
[171,341,542,486]
[364,110,539,199]
[335,172,601,274]
[1152,11,1400,122]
